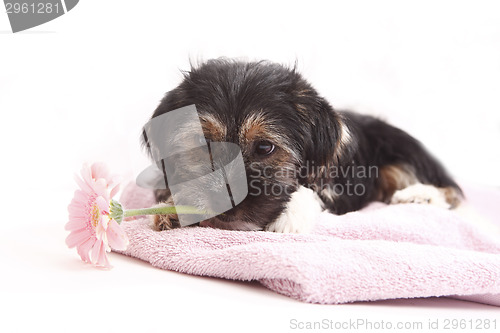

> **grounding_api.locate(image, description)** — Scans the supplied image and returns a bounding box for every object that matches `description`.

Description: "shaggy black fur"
[143,58,462,231]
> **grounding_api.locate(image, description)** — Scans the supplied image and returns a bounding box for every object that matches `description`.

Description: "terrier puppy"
[144,59,462,233]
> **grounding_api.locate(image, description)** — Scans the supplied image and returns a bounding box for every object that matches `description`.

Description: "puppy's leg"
[265,186,324,233]
[336,112,462,213]
[351,113,464,209]
[390,183,458,209]
[152,190,181,231]
[377,164,462,209]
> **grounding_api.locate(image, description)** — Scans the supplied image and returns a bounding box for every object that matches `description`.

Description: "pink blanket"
[118,182,500,306]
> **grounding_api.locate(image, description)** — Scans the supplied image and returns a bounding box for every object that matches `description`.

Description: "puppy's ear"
[293,94,356,181]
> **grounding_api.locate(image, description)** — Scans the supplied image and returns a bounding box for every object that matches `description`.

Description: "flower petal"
[68,202,87,215]
[67,162,122,269]
[80,163,93,185]
[77,236,96,263]
[90,240,103,265]
[98,249,112,268]
[93,179,109,198]
[91,163,110,182]
[65,218,88,231]
[106,219,129,251]
[74,173,93,194]
[95,196,109,214]
[91,240,111,268]
[72,189,89,205]
[66,228,93,248]
[94,217,106,238]
[109,183,120,199]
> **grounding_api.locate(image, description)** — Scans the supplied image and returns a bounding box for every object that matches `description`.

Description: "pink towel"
[117,182,500,306]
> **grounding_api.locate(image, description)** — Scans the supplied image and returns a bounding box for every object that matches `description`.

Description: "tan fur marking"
[439,186,462,208]
[295,88,312,97]
[152,198,180,231]
[239,111,267,144]
[199,114,226,141]
[333,116,352,163]
[239,111,300,162]
[294,103,308,115]
[377,164,419,202]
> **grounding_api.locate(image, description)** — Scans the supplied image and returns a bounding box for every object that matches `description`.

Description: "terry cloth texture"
[116,182,500,306]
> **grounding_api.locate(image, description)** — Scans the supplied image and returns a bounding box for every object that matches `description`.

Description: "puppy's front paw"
[265,186,323,233]
[151,203,181,231]
[390,183,450,209]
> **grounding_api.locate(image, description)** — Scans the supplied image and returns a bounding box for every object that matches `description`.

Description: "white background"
[1,1,499,332]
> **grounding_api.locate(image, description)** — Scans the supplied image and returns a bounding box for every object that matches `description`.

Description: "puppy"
[144,59,462,233]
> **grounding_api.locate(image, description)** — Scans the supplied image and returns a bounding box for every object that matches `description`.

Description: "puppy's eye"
[255,141,275,156]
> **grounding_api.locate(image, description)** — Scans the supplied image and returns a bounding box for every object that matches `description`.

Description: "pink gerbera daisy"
[65,163,129,268]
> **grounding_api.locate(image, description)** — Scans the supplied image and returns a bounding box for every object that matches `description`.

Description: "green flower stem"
[109,199,210,224]
[123,206,209,217]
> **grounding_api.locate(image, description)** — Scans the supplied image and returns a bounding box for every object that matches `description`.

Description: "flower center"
[90,202,101,228]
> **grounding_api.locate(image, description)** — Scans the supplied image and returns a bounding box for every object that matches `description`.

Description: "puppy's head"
[145,59,349,230]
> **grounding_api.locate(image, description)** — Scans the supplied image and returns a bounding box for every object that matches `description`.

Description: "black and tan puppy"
[145,59,462,233]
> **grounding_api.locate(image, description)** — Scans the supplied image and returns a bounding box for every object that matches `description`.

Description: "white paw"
[390,183,450,209]
[265,186,324,233]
